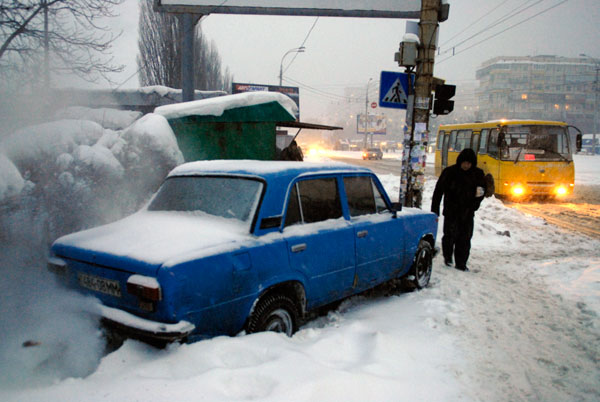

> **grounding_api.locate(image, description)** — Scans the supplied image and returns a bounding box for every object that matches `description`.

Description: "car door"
[343,175,405,291]
[283,177,356,308]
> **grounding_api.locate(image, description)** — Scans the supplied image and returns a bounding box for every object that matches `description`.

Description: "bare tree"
[137,0,232,92]
[0,0,125,83]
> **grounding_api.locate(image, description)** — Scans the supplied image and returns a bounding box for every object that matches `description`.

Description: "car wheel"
[246,293,299,336]
[411,240,433,289]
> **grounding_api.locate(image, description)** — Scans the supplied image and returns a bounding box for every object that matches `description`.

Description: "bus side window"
[488,129,499,157]
[479,129,489,154]
[455,130,472,152]
[472,132,480,152]
[436,131,444,150]
[449,130,457,151]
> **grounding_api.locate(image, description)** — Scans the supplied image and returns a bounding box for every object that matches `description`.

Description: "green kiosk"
[155,92,291,161]
[154,92,340,162]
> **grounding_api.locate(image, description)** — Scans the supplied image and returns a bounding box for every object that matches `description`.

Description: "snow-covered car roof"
[168,160,372,181]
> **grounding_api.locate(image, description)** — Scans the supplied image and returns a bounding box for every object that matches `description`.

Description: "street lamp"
[364,78,373,148]
[279,47,305,86]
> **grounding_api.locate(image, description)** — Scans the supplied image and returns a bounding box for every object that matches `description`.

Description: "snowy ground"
[1,114,599,401]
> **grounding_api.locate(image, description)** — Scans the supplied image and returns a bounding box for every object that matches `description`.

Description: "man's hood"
[456,148,477,168]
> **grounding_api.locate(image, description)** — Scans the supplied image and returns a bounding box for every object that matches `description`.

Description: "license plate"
[77,272,122,297]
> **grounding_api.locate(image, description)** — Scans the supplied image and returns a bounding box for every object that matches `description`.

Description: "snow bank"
[0,154,24,200]
[0,109,185,388]
[55,107,142,131]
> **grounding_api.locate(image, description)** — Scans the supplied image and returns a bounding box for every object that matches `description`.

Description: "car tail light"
[127,275,161,311]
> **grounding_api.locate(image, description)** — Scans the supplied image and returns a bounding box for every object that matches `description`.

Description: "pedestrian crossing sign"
[379,71,413,109]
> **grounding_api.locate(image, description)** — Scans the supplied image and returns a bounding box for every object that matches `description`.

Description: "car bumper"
[99,305,195,344]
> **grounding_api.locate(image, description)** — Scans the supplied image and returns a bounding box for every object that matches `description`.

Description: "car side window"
[285,177,342,226]
[344,176,389,217]
[344,176,376,216]
[284,183,302,227]
[372,181,389,213]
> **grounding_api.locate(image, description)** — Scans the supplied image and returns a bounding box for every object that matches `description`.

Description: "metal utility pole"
[364,78,372,148]
[279,47,305,86]
[404,0,440,207]
[43,0,49,90]
[594,66,599,154]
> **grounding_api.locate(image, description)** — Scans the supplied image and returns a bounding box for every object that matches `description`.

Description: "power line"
[439,0,545,56]
[283,76,356,102]
[439,0,511,47]
[436,0,570,65]
[282,16,319,77]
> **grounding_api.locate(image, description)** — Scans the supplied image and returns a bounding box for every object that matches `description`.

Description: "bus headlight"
[511,184,525,196]
[555,185,568,196]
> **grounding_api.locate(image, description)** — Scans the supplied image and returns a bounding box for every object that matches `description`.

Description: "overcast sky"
[104,0,600,120]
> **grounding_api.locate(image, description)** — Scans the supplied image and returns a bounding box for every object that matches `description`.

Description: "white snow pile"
[0,111,183,240]
[54,107,143,131]
[0,108,184,388]
[154,91,298,121]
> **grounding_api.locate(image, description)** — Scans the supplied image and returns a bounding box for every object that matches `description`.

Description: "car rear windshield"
[147,176,263,223]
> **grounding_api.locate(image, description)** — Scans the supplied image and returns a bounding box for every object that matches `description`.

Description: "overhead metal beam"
[154,0,421,18]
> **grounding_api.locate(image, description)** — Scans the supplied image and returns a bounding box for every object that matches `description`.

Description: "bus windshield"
[500,125,571,162]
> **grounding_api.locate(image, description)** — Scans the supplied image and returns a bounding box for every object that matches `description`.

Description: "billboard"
[357,114,387,135]
[154,1,421,18]
[232,82,300,120]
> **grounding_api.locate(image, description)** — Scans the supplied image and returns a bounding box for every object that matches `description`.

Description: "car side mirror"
[391,202,402,218]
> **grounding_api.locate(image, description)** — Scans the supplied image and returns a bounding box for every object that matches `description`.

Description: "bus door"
[441,132,450,169]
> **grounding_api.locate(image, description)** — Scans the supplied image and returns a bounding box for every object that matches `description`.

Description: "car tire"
[411,240,433,289]
[246,293,299,336]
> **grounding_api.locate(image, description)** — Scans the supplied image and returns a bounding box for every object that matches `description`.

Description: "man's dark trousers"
[442,213,474,268]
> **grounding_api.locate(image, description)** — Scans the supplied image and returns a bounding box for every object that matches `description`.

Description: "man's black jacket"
[431,148,486,219]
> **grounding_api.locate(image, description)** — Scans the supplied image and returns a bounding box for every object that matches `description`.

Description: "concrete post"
[180,13,196,102]
[404,0,440,207]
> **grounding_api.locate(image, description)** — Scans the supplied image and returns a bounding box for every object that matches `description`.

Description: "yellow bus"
[434,120,582,199]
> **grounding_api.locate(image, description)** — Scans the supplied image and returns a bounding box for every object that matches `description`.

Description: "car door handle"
[357,230,368,238]
[291,243,307,253]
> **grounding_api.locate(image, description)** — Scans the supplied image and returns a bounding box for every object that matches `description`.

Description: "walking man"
[431,148,486,272]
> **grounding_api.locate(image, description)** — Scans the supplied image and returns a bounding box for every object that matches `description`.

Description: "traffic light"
[433,84,455,115]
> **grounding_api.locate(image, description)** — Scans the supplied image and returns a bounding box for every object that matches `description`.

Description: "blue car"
[48,160,437,344]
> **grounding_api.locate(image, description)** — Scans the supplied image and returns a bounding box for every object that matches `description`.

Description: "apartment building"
[475,55,599,133]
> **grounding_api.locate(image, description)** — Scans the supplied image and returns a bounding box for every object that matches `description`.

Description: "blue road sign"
[379,71,414,109]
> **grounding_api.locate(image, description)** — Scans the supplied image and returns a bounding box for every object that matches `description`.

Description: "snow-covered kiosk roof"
[153,92,298,161]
